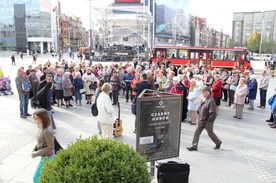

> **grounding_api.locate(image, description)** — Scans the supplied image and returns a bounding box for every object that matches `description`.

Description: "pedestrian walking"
[31,108,54,183]
[11,54,16,66]
[186,86,222,151]
[32,53,37,65]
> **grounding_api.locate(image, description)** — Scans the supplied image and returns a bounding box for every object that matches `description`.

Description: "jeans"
[260,90,267,107]
[19,93,29,115]
[33,153,54,183]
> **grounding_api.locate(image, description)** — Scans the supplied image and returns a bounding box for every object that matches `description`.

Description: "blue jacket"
[123,73,134,86]
[247,79,257,99]
[268,95,276,111]
[73,77,83,91]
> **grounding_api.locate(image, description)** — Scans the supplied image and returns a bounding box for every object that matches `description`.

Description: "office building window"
[266,25,271,29]
[266,18,272,23]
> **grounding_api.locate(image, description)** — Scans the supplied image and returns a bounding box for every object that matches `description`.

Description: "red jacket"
[211,80,222,98]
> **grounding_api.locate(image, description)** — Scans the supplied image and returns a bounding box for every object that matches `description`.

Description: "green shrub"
[39,135,151,183]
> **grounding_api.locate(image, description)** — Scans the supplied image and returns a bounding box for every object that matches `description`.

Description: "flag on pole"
[52,6,57,12]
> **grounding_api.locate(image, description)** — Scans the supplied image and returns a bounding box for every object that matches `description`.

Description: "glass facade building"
[155,0,190,45]
[0,0,51,52]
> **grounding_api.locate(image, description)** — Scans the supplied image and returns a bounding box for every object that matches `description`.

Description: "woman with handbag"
[234,77,248,119]
[32,108,54,183]
[82,68,96,104]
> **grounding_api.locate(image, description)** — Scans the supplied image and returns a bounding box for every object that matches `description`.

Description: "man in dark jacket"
[133,73,152,133]
[37,74,56,129]
[186,86,222,151]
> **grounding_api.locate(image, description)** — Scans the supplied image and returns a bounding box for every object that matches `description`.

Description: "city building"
[0,0,52,53]
[232,10,276,47]
[190,16,230,48]
[155,0,190,46]
[94,0,190,49]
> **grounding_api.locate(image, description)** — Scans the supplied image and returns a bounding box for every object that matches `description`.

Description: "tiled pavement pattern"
[0,54,276,183]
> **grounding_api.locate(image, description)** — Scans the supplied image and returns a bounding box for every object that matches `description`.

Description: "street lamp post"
[56,0,61,62]
[88,0,95,66]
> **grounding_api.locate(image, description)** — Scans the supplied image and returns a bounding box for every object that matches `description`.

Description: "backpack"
[91,90,102,116]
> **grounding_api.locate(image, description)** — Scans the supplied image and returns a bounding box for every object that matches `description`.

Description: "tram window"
[178,49,188,59]
[213,50,224,60]
[167,49,177,59]
[224,51,235,60]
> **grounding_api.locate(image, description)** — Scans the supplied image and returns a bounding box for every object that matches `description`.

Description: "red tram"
[150,46,251,71]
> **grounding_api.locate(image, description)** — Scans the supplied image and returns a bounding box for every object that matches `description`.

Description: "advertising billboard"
[115,0,141,3]
[136,90,182,161]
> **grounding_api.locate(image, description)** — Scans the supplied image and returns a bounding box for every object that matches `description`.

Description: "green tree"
[261,40,276,53]
[246,31,261,52]
[227,39,235,48]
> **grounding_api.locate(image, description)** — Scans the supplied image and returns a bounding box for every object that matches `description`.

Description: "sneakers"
[25,113,32,116]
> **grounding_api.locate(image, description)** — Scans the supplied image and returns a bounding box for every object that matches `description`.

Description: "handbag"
[131,103,136,115]
[54,136,63,153]
[223,84,230,90]
[230,84,237,91]
[89,82,97,90]
[80,88,86,94]
[91,102,98,116]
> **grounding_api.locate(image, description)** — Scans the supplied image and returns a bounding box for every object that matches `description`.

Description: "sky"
[56,0,276,36]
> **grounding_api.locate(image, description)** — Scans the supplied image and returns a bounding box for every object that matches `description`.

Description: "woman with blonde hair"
[97,83,114,138]
[187,79,201,125]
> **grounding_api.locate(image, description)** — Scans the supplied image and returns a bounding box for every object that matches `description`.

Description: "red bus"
[150,46,251,71]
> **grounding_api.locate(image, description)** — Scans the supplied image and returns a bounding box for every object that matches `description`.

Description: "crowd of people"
[12,58,276,129]
[2,56,275,182]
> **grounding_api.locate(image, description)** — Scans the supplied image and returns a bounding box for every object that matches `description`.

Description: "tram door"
[235,53,245,70]
[189,51,200,66]
[155,49,166,65]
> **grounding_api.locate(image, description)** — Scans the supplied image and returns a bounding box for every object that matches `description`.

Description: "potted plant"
[39,135,151,183]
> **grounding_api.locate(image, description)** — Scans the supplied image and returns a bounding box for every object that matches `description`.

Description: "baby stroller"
[0,77,14,96]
